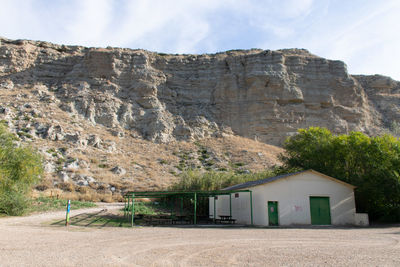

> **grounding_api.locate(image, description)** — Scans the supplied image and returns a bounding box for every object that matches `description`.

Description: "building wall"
[209,172,356,226]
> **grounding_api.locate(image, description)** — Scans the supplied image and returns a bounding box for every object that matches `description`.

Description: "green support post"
[180,197,183,215]
[229,194,232,217]
[127,196,130,219]
[250,191,253,225]
[124,197,127,217]
[131,194,135,227]
[194,193,197,224]
[170,196,173,216]
[213,196,216,223]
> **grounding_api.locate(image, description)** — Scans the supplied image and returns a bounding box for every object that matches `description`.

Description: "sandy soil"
[0,204,399,266]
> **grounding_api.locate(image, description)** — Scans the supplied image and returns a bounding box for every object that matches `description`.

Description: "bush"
[171,169,277,191]
[0,125,43,215]
[0,190,30,216]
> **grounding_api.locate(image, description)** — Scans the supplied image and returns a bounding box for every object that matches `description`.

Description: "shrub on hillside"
[171,169,278,191]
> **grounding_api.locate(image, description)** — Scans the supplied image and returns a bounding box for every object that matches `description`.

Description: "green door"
[268,201,279,226]
[310,197,331,225]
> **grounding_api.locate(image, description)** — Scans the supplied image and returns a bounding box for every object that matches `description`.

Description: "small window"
[235,193,239,198]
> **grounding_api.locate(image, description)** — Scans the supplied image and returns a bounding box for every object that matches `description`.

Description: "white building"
[209,170,359,226]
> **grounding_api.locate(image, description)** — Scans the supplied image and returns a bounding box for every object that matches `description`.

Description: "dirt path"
[0,206,399,266]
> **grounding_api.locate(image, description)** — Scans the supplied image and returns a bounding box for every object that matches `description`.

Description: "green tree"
[0,125,43,215]
[281,127,400,222]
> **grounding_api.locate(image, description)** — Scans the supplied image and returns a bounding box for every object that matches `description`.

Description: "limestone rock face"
[353,75,400,130]
[1,38,399,145]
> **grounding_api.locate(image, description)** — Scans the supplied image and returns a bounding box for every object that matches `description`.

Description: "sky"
[0,0,399,80]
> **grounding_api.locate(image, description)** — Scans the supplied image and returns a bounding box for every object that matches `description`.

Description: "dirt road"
[0,204,399,266]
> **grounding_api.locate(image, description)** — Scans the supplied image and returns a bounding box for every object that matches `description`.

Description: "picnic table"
[216,215,236,224]
[172,215,192,224]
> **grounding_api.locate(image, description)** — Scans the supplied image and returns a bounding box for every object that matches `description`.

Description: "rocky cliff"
[1,38,399,145]
[0,37,399,198]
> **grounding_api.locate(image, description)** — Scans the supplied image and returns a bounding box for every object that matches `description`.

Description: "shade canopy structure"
[123,190,253,227]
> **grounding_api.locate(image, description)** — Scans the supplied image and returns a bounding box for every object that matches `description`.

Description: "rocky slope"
[0,37,399,199]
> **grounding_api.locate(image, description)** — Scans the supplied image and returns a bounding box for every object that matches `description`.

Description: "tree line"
[281,127,400,222]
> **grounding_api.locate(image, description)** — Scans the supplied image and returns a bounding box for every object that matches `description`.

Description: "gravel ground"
[0,204,399,266]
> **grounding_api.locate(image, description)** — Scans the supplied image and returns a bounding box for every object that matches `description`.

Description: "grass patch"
[205,160,215,166]
[159,159,168,165]
[29,196,96,213]
[133,202,158,215]
[98,163,109,168]
[55,157,65,165]
[131,202,173,215]
[232,162,245,167]
[17,131,32,139]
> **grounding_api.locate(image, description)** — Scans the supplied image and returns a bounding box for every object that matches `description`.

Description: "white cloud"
[254,0,400,80]
[62,0,113,46]
[109,0,230,51]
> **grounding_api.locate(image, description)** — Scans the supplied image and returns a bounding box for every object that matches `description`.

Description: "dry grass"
[32,187,123,203]
[201,135,283,168]
[56,182,76,192]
